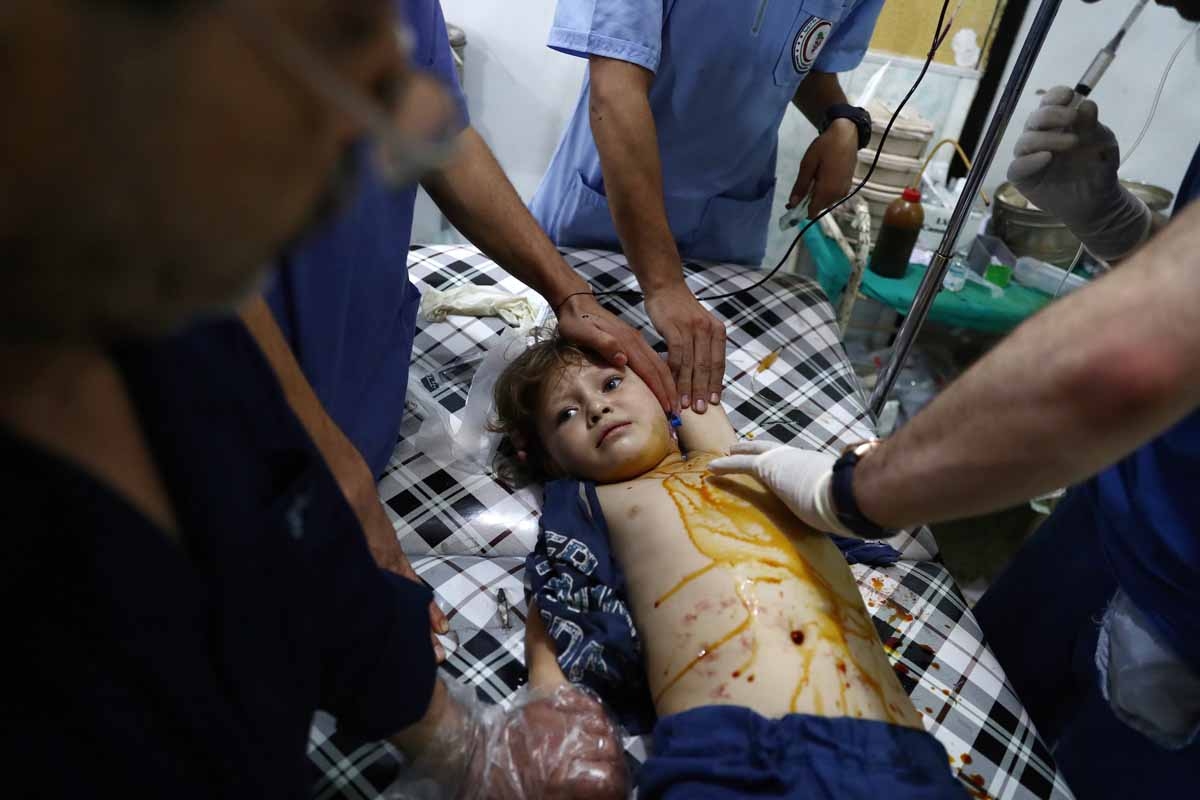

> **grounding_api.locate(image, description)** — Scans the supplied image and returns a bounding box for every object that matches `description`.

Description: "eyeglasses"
[230,0,461,189]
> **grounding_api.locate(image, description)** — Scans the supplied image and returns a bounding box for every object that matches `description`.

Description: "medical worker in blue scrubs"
[531,0,883,414]
[241,0,675,650]
[2,0,627,796]
[706,3,1200,797]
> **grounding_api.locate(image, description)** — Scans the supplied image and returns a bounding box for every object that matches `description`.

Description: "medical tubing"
[911,138,989,206]
[1054,22,1197,299]
[1122,24,1198,168]
[584,0,955,306]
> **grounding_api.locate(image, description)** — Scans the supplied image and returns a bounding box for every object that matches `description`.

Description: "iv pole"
[868,0,1064,416]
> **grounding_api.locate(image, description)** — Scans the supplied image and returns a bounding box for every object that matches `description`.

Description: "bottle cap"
[901,187,922,203]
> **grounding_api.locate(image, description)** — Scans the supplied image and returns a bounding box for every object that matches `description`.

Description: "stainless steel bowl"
[990,180,1174,266]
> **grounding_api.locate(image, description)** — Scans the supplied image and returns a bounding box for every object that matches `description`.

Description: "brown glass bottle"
[870,187,924,278]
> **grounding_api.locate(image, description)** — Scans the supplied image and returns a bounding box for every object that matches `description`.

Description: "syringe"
[1070,0,1149,107]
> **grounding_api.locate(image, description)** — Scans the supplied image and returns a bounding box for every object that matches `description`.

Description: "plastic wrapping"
[387,679,628,800]
[406,327,534,471]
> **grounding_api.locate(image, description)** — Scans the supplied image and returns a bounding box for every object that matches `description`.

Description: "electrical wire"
[1053,23,1198,298]
[586,0,955,306]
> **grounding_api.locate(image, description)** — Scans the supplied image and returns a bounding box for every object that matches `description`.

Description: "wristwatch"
[822,103,873,151]
[830,440,892,538]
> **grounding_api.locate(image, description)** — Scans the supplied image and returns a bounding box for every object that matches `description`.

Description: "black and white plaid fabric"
[308,245,1073,800]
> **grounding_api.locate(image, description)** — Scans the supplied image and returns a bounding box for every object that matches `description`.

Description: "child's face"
[536,360,674,483]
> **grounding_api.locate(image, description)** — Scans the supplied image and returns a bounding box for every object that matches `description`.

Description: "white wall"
[979,1,1200,202]
[412,0,582,241]
[441,0,585,198]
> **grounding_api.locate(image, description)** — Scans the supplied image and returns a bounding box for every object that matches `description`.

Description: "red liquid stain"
[961,754,973,765]
[870,577,884,591]
[836,661,847,674]
[932,662,941,669]
[884,636,902,650]
[709,682,732,700]
[791,630,805,645]
[918,643,935,654]
[895,663,909,675]
[941,689,951,696]
[923,706,934,714]
[961,772,992,799]
[747,675,755,682]
[883,598,914,624]
[732,670,741,678]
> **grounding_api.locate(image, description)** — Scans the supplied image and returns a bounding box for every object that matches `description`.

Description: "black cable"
[587,0,954,306]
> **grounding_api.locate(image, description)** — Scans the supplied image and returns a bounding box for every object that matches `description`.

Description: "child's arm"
[677,403,737,457]
[525,601,568,689]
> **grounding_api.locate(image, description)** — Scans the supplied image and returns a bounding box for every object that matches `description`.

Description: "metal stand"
[868,0,1064,417]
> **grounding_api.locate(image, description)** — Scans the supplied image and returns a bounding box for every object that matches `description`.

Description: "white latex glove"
[1007,86,1151,262]
[708,441,856,537]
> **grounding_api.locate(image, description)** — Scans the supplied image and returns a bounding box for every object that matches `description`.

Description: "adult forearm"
[854,203,1200,529]
[588,56,684,294]
[421,128,589,309]
[239,296,405,574]
[792,71,848,128]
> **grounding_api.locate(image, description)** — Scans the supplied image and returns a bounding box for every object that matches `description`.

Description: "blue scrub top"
[529,0,883,266]
[267,0,467,478]
[3,318,436,797]
[1088,150,1200,670]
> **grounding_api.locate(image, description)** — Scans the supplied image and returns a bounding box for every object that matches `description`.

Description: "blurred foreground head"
[0,0,438,344]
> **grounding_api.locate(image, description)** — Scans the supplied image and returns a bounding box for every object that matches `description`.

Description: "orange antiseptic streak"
[654,618,750,705]
[757,350,781,373]
[651,463,893,719]
[654,562,717,607]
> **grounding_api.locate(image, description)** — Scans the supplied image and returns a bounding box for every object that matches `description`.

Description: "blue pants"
[974,490,1200,798]
[638,705,966,799]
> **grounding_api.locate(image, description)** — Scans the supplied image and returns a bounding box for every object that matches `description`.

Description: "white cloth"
[419,285,540,328]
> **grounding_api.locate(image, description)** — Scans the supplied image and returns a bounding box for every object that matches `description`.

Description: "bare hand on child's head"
[556,292,677,415]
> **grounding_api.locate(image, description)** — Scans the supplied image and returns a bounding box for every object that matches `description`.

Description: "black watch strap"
[830,443,892,538]
[822,103,872,150]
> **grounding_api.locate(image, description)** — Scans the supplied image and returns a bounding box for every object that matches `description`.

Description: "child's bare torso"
[595,452,920,727]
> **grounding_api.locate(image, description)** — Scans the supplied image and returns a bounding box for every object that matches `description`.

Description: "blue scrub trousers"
[973,490,1200,798]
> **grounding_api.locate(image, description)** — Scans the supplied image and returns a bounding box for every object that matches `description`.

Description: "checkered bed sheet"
[308,245,1073,800]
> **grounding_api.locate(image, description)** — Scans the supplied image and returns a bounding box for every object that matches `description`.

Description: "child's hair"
[490,328,595,483]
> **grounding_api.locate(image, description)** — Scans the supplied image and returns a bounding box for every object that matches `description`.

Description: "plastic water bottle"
[943,254,968,292]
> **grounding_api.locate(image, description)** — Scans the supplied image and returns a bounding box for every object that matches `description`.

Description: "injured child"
[493,334,967,799]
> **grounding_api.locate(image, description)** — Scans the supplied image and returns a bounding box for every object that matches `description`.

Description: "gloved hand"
[708,441,855,537]
[1007,86,1151,262]
[392,679,628,800]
